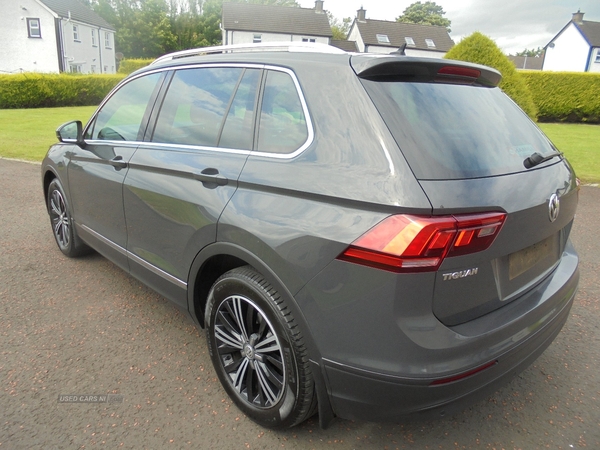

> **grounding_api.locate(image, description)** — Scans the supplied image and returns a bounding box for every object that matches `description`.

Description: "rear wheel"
[205,266,316,428]
[47,178,91,257]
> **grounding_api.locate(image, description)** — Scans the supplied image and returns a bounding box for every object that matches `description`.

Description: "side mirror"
[56,121,84,146]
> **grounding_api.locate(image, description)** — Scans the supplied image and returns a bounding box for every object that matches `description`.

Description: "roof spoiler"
[351,55,502,87]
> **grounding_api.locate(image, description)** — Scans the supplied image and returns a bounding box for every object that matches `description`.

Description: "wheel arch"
[187,241,336,428]
[42,168,58,207]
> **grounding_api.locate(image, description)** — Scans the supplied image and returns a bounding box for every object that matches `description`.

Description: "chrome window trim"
[79,224,187,290]
[83,63,314,161]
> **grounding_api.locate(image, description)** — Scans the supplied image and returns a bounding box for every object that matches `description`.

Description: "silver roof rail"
[151,41,346,65]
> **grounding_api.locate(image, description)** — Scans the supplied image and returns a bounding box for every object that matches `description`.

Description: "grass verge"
[0,107,598,183]
[539,123,600,184]
[0,106,96,161]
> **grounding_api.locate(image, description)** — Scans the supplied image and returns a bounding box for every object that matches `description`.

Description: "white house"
[543,11,600,73]
[347,7,454,57]
[221,1,332,46]
[0,0,116,75]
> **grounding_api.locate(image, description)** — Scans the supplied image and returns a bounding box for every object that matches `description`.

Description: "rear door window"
[152,67,259,150]
[361,81,557,180]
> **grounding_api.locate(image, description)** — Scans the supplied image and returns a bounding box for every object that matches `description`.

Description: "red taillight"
[338,212,506,273]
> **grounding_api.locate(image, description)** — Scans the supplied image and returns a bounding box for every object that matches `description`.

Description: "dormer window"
[405,37,415,46]
[376,34,390,44]
[425,39,436,48]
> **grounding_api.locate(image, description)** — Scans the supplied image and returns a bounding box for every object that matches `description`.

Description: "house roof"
[508,55,544,70]
[330,40,358,52]
[354,19,454,52]
[575,20,600,47]
[222,2,332,38]
[38,0,115,30]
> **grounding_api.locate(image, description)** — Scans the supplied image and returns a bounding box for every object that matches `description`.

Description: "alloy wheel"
[49,188,70,249]
[213,295,285,408]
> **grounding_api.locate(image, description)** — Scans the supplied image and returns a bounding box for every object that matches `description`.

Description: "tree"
[328,12,351,40]
[397,1,451,32]
[444,32,537,119]
[515,47,544,57]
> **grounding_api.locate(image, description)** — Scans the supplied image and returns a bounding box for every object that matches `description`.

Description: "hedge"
[445,32,538,119]
[118,59,153,75]
[521,71,600,123]
[0,73,124,109]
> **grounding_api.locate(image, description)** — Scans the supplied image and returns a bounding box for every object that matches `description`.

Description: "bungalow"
[0,0,116,74]
[543,11,600,73]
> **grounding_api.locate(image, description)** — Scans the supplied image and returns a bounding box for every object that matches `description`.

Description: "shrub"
[521,71,600,123]
[118,59,153,75]
[0,73,124,109]
[445,32,538,119]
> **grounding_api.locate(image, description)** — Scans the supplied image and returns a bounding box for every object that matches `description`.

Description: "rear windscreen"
[361,80,557,180]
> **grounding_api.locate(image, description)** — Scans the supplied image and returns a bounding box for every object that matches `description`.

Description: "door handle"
[193,168,229,188]
[109,156,128,170]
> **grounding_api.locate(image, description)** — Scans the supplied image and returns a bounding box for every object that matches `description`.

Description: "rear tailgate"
[421,161,578,325]
[352,54,579,325]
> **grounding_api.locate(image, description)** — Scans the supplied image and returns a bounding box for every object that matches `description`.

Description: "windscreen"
[361,80,557,180]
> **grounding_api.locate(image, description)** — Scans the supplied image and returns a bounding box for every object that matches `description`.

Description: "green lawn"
[538,123,600,184]
[0,107,598,183]
[0,106,96,161]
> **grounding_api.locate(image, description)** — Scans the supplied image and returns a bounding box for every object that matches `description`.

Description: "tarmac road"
[1,157,598,449]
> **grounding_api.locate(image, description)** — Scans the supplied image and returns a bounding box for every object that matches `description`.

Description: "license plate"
[509,235,557,280]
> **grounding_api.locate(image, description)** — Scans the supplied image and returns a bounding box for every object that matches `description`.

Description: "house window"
[302,38,316,43]
[425,39,436,48]
[104,65,108,73]
[91,29,97,46]
[73,25,80,42]
[70,64,82,73]
[91,65,96,73]
[27,18,41,38]
[595,52,600,63]
[105,32,111,48]
[405,37,415,46]
[376,34,390,44]
[253,34,262,43]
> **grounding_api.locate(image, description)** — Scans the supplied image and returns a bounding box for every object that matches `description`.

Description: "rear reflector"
[338,212,506,273]
[429,360,498,386]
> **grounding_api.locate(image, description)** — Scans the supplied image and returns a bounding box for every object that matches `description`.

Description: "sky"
[298,0,600,55]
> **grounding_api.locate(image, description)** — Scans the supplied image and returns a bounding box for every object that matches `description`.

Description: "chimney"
[572,10,584,24]
[315,1,324,13]
[357,7,366,22]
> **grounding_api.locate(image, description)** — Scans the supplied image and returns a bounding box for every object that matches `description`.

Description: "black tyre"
[205,266,317,428]
[47,178,91,257]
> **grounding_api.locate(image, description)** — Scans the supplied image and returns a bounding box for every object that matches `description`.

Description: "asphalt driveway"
[1,158,598,449]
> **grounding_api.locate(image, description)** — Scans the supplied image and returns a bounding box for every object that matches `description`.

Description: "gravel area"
[1,158,598,449]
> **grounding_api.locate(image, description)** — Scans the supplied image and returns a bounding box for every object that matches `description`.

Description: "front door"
[68,72,164,269]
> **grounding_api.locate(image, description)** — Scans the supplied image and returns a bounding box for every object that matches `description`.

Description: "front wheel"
[205,267,316,428]
[47,178,91,257]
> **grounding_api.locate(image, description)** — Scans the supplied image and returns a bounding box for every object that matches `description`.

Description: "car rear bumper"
[319,262,578,423]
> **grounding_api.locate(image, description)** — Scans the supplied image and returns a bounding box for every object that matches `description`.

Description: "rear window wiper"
[523,151,563,169]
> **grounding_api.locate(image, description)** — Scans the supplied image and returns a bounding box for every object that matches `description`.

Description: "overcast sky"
[298,0,600,54]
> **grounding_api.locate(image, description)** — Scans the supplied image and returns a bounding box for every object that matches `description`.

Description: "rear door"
[122,65,261,306]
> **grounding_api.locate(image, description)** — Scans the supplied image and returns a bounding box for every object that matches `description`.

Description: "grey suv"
[42,43,579,429]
